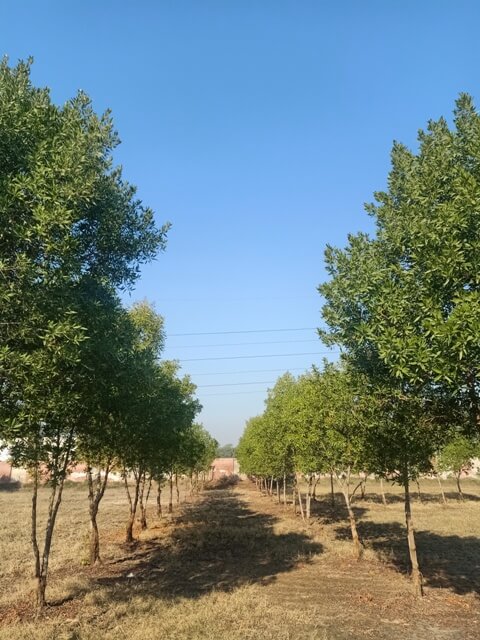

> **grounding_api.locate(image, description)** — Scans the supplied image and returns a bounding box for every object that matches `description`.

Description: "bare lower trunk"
[276,479,280,503]
[404,478,423,597]
[436,474,447,505]
[380,477,387,507]
[168,473,173,513]
[312,475,320,501]
[283,473,287,506]
[360,477,366,500]
[416,478,423,503]
[297,484,305,521]
[306,475,312,520]
[31,428,74,610]
[456,473,464,500]
[124,471,141,543]
[342,489,362,559]
[87,464,110,565]
[175,473,180,504]
[330,472,335,507]
[156,481,163,516]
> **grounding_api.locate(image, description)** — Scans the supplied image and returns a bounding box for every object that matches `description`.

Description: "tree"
[0,59,168,609]
[217,443,236,457]
[438,435,480,499]
[320,94,480,433]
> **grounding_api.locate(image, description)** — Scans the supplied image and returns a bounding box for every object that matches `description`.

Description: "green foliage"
[216,444,236,457]
[438,435,480,476]
[320,94,480,430]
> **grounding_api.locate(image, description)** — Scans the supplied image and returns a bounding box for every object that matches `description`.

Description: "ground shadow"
[0,481,21,492]
[92,488,323,601]
[334,519,480,595]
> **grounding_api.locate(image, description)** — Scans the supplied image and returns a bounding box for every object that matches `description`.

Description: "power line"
[201,389,269,397]
[168,339,318,349]
[178,351,334,362]
[168,327,317,337]
[189,367,309,377]
[198,380,275,388]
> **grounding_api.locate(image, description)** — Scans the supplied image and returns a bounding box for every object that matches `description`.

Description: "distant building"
[210,457,239,480]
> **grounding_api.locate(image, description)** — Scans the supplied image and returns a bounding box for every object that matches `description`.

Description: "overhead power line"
[178,351,335,362]
[169,327,317,337]
[169,339,318,349]
[198,380,275,388]
[190,367,308,377]
[201,389,269,397]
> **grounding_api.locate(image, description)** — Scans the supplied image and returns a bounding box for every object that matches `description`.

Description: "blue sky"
[3,1,480,444]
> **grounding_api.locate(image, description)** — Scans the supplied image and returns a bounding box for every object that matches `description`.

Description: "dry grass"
[0,477,480,639]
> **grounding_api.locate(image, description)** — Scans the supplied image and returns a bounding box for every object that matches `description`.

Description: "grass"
[0,477,480,639]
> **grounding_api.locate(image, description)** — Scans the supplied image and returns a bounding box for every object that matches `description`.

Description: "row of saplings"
[236,364,480,597]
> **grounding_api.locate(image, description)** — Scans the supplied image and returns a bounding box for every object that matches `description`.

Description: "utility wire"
[189,367,310,377]
[169,339,318,349]
[169,327,317,337]
[201,389,270,397]
[198,380,275,388]
[178,351,334,362]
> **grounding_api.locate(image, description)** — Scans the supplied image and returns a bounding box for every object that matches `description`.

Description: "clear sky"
[2,1,480,445]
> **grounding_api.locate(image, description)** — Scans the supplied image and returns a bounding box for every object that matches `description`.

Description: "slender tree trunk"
[168,472,173,513]
[174,473,180,503]
[31,428,74,610]
[330,471,335,507]
[360,476,366,500]
[270,476,274,496]
[87,464,110,565]
[283,473,287,506]
[124,471,141,543]
[297,484,305,521]
[379,477,387,507]
[306,475,312,520]
[455,471,463,500]
[416,478,423,503]
[312,475,320,501]
[138,472,148,530]
[343,490,362,559]
[436,474,447,505]
[276,479,280,503]
[156,481,163,517]
[404,477,423,597]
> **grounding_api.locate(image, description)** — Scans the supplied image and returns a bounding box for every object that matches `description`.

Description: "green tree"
[0,59,167,608]
[438,435,480,499]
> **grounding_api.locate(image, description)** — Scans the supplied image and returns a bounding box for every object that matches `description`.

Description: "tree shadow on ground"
[0,480,21,492]
[334,520,480,596]
[92,489,323,600]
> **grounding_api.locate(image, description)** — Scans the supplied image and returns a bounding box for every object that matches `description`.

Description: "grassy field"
[0,477,479,639]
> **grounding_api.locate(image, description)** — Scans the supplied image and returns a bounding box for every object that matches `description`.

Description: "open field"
[1,478,480,639]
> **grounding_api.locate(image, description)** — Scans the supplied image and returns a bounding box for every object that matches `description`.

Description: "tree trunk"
[404,478,423,597]
[297,484,305,521]
[168,473,173,513]
[306,475,312,520]
[360,476,366,500]
[456,472,464,500]
[124,471,141,543]
[416,478,423,503]
[342,489,362,559]
[283,473,287,506]
[312,475,320,501]
[330,472,335,507]
[86,464,110,564]
[276,479,280,503]
[379,477,387,507]
[157,481,163,517]
[436,474,447,505]
[175,473,180,504]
